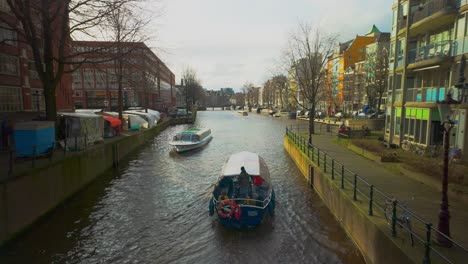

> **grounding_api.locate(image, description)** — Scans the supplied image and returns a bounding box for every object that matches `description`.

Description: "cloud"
[153,0,392,91]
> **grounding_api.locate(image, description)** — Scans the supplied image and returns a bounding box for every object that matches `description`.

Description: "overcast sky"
[150,0,392,91]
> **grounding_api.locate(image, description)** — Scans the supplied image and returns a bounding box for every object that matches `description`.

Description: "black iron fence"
[286,124,468,264]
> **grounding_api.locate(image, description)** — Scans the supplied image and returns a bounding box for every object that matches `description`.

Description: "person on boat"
[238,166,251,199]
[218,191,229,201]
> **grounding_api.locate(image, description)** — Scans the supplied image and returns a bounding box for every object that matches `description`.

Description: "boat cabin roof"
[179,128,210,136]
[221,151,270,183]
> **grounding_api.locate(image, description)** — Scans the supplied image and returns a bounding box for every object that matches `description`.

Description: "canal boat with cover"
[209,151,275,228]
[169,128,212,153]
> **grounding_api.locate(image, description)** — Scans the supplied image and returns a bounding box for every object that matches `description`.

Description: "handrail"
[285,124,468,263]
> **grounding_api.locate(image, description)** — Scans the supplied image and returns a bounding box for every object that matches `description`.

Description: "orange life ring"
[217,200,241,220]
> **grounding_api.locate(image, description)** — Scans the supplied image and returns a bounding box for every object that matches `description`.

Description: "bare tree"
[271,74,289,110]
[181,67,202,111]
[283,23,336,144]
[99,1,149,121]
[2,0,149,121]
[365,45,389,113]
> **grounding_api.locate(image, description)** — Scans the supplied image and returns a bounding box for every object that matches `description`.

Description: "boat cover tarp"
[102,116,121,127]
[221,151,271,185]
[124,110,156,128]
[14,121,55,156]
[57,112,104,150]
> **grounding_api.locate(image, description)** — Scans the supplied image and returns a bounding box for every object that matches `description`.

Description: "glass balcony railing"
[411,0,458,25]
[407,40,452,64]
[452,36,468,56]
[458,0,468,6]
[405,87,446,102]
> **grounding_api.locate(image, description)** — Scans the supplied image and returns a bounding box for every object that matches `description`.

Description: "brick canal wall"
[0,120,173,247]
[284,136,413,264]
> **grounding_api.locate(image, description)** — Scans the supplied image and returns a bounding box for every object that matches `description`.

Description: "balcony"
[405,87,446,103]
[407,40,452,67]
[411,0,458,24]
[452,36,468,56]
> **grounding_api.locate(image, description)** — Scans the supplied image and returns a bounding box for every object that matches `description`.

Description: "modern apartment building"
[387,0,468,161]
[71,41,175,111]
[341,27,391,115]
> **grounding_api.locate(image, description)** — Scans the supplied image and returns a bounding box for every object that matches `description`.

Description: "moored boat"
[209,151,275,228]
[169,128,212,153]
[238,110,248,116]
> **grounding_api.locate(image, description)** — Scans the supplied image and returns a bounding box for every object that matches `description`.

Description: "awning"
[102,116,121,127]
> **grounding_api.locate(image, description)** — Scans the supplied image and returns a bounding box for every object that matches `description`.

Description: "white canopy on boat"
[222,151,261,176]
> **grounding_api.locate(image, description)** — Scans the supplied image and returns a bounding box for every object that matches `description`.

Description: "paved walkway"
[294,120,467,263]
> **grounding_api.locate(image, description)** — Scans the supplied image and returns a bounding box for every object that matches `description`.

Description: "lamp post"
[436,101,454,247]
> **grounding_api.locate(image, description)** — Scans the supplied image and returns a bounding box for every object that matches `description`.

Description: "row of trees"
[242,23,389,144]
[1,0,154,121]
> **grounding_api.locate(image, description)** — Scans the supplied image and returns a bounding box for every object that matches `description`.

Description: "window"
[0,0,11,12]
[0,54,18,75]
[31,89,45,111]
[0,23,16,45]
[0,86,22,111]
[95,71,106,89]
[83,69,94,89]
[72,71,82,89]
[28,61,39,79]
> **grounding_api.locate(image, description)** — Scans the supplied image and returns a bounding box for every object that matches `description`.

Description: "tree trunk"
[44,81,57,121]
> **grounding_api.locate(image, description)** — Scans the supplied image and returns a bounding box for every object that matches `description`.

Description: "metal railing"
[286,124,468,264]
[411,0,458,25]
[408,40,453,64]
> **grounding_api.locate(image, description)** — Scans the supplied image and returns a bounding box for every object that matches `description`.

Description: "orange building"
[326,33,375,114]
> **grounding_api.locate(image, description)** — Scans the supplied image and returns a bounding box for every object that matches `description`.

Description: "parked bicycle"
[384,197,414,246]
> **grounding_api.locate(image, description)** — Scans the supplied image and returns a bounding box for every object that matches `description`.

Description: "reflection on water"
[0,110,364,263]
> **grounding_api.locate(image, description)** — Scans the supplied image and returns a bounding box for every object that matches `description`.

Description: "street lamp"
[436,98,455,247]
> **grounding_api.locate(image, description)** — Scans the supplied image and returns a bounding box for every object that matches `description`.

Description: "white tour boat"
[169,128,212,153]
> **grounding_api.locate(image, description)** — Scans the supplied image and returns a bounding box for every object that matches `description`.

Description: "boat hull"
[216,206,266,228]
[170,136,212,153]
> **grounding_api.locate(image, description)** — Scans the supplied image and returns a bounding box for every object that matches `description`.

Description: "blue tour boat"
[209,151,275,228]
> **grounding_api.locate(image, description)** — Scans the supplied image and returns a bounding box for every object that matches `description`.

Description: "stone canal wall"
[284,136,413,264]
[0,120,172,247]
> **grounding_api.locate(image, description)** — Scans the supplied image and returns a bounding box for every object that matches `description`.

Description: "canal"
[0,110,364,263]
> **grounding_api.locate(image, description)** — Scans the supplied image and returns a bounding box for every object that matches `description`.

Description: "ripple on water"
[0,111,364,264]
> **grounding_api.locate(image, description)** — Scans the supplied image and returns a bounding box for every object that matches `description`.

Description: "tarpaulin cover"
[102,116,121,127]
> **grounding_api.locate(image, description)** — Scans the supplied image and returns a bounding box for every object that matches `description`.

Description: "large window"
[0,86,22,111]
[72,71,82,89]
[83,69,94,89]
[95,70,106,89]
[403,108,429,145]
[0,23,16,45]
[31,89,45,111]
[0,54,18,75]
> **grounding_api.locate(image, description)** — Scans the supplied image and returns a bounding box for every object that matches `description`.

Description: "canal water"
[0,110,364,263]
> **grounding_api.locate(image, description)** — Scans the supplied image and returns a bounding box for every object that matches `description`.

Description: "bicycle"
[384,197,414,247]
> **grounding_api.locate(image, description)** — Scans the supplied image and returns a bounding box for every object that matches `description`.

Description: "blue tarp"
[14,121,55,157]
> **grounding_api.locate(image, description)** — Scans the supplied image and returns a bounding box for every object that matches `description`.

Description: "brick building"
[0,0,73,116]
[70,41,175,111]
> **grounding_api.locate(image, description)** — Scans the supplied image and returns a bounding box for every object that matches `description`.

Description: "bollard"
[353,174,357,200]
[423,223,432,264]
[369,185,374,216]
[331,159,335,180]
